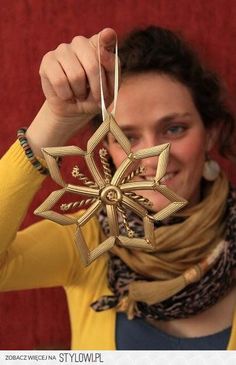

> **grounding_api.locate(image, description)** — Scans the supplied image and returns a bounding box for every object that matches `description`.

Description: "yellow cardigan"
[0,141,236,350]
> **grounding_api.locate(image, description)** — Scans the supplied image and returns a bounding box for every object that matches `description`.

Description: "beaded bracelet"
[17,127,49,175]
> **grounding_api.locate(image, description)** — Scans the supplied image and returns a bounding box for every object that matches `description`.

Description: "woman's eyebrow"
[157,112,192,123]
[119,126,137,132]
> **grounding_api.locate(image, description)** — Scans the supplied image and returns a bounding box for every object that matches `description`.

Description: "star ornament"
[34,111,187,266]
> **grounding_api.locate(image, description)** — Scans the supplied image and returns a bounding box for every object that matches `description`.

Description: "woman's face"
[106,73,216,212]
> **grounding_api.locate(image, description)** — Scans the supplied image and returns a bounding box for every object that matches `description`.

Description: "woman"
[0,26,235,350]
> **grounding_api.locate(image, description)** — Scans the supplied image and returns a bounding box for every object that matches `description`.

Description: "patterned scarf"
[91,175,236,320]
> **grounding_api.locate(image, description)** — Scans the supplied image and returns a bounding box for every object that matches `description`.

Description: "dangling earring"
[202,157,220,181]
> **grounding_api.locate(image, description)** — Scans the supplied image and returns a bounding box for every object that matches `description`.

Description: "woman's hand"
[26,28,117,156]
[40,28,117,119]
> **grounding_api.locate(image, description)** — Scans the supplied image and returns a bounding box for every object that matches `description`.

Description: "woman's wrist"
[26,101,93,157]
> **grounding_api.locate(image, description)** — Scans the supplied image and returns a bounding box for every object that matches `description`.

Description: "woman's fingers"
[54,43,88,101]
[39,51,73,101]
[70,36,101,102]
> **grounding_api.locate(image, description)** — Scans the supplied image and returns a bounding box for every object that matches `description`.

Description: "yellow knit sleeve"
[0,218,79,290]
[0,140,46,252]
[0,141,100,291]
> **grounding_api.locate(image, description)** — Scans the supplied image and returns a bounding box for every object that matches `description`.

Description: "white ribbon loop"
[98,33,119,120]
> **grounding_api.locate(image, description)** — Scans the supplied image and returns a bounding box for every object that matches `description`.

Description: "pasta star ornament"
[35,113,187,265]
[34,39,187,265]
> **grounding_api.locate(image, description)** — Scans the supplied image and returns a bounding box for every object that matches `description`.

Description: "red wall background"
[0,0,235,349]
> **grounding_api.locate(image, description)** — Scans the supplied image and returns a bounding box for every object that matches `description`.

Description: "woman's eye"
[110,135,139,145]
[126,135,139,144]
[166,125,186,136]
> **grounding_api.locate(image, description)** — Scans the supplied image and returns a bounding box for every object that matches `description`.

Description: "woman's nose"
[139,134,160,149]
[142,156,159,175]
[138,136,160,174]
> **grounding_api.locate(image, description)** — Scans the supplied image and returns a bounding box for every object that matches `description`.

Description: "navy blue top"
[116,313,231,350]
